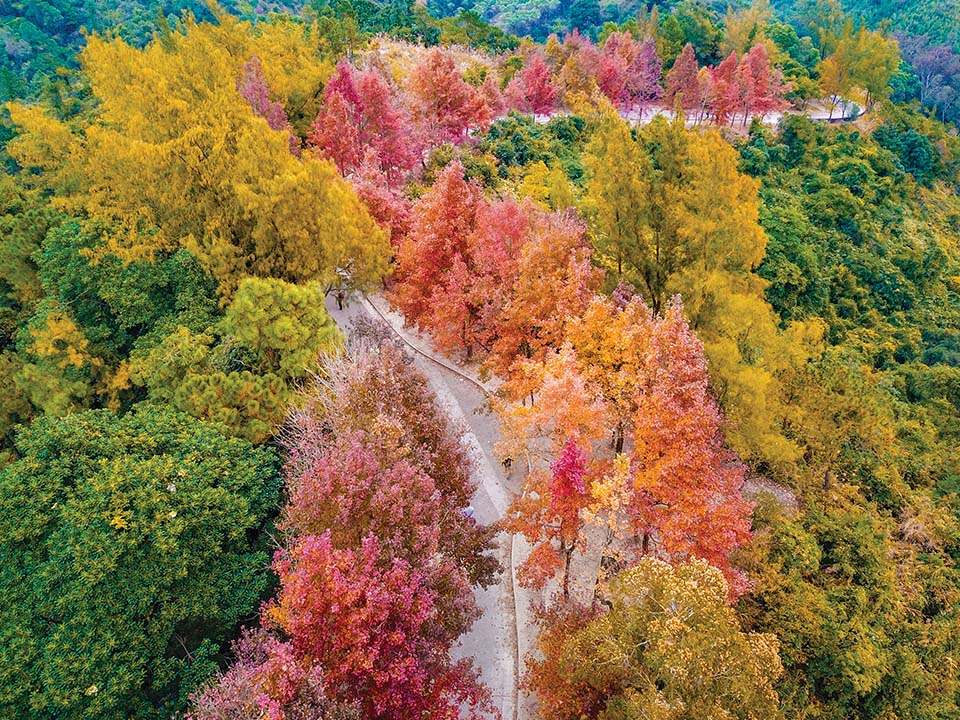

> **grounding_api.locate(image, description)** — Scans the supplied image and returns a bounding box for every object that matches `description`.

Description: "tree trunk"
[562,543,573,599]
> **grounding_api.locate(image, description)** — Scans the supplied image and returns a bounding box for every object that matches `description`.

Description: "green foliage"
[130,279,340,442]
[0,406,280,720]
[219,278,340,379]
[739,488,960,720]
[433,9,520,52]
[479,111,587,180]
[744,115,960,368]
[427,0,650,40]
[306,0,437,42]
[775,0,960,51]
[873,123,944,187]
[34,224,219,361]
[730,103,960,720]
[1,220,220,430]
[0,173,54,339]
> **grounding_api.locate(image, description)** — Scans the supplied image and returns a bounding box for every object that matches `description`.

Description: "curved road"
[327,293,525,720]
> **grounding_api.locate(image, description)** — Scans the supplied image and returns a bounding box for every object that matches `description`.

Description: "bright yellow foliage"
[583,110,653,288]
[584,114,819,465]
[6,13,388,297]
[516,161,577,211]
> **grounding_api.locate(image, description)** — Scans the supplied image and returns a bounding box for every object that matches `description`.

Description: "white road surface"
[327,293,524,720]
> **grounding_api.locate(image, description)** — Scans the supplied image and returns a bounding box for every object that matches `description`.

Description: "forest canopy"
[2,0,960,718]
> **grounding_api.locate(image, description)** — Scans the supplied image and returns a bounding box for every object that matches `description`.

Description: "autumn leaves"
[192,343,499,719]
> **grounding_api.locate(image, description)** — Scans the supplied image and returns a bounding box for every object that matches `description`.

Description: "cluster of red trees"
[190,343,498,720]
[392,161,599,368]
[307,54,499,184]
[391,162,753,600]
[665,42,791,126]
[510,31,788,125]
[297,36,789,206]
[232,35,794,275]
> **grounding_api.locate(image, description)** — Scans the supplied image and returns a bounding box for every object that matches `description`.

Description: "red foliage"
[738,43,791,120]
[189,628,355,720]
[599,32,663,113]
[632,36,664,113]
[507,437,592,597]
[549,438,589,539]
[350,148,412,242]
[479,71,506,119]
[522,601,603,719]
[270,532,491,719]
[194,344,499,720]
[406,49,489,145]
[309,90,362,171]
[393,163,601,367]
[392,160,484,331]
[505,52,559,116]
[702,45,790,126]
[308,61,415,180]
[392,161,529,356]
[627,298,753,597]
[665,43,700,114]
[710,51,741,125]
[597,50,630,109]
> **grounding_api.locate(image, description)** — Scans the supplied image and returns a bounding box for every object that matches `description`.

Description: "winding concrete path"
[327,292,526,720]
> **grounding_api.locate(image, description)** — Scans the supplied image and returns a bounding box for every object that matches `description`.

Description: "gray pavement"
[327,292,524,720]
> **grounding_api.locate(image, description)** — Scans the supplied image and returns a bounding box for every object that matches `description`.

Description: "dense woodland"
[2,0,960,718]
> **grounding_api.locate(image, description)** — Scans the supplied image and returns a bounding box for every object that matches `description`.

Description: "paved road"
[535,99,863,128]
[327,293,523,720]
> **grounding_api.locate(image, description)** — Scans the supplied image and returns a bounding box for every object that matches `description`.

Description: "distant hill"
[0,0,303,99]
[773,0,960,48]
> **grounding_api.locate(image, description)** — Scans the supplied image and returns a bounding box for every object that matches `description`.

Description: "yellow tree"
[582,110,660,304]
[516,161,577,211]
[527,558,783,720]
[721,0,774,56]
[850,27,900,109]
[584,115,818,466]
[14,301,103,416]
[817,22,899,114]
[7,13,389,297]
[666,128,821,464]
[565,295,655,453]
[817,54,855,119]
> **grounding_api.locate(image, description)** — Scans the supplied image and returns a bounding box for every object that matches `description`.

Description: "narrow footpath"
[327,292,528,720]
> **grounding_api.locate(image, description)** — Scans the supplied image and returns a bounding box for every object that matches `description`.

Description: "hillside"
[775,0,960,49]
[2,1,960,719]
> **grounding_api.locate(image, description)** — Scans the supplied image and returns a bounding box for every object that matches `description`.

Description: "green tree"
[0,406,281,720]
[218,277,340,379]
[130,278,340,442]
